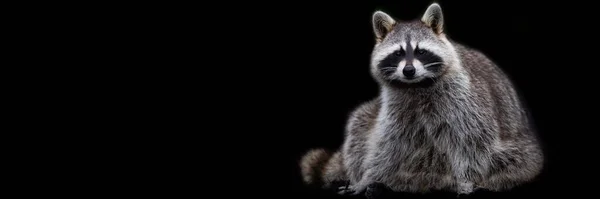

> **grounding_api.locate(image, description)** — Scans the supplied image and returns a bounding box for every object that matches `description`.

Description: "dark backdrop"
[275,1,550,198]
[140,0,596,198]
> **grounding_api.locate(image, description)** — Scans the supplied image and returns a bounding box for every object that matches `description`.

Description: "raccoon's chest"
[378,98,489,160]
[370,116,451,177]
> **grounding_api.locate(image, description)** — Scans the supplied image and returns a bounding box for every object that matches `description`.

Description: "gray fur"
[300,3,544,196]
[300,149,347,189]
[373,11,396,42]
[421,3,444,34]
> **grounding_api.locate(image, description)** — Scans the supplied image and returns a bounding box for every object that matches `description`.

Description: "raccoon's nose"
[403,65,416,77]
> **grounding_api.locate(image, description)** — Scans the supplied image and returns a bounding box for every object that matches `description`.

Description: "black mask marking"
[414,45,444,73]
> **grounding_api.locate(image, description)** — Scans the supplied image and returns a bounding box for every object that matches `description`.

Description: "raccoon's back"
[453,43,512,86]
[453,42,536,140]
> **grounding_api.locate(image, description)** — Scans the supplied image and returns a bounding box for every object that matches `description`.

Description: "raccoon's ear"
[421,3,444,34]
[372,11,396,42]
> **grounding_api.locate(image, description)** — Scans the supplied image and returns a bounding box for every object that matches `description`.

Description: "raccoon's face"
[370,3,459,88]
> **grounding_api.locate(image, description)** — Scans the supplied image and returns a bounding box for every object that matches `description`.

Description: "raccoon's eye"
[395,50,402,56]
[417,49,426,55]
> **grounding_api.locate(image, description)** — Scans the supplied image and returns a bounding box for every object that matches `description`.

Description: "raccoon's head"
[370,3,460,88]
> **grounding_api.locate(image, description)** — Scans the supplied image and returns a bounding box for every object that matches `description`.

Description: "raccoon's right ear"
[372,11,396,42]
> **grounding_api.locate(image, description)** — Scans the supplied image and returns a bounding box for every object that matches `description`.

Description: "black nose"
[403,65,416,77]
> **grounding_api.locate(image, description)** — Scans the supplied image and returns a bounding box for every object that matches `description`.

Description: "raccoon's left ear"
[421,3,444,35]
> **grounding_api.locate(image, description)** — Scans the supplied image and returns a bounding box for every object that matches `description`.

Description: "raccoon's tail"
[299,148,346,189]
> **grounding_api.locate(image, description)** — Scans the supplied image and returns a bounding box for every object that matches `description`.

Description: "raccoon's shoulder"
[452,42,495,69]
[349,96,381,119]
[345,96,381,133]
[451,41,508,82]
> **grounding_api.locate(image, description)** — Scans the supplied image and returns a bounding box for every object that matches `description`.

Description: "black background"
[266,1,550,198]
[132,0,597,198]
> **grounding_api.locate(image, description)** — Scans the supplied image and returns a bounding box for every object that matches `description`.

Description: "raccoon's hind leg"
[480,143,544,192]
[299,149,348,190]
[341,99,380,185]
[337,99,381,196]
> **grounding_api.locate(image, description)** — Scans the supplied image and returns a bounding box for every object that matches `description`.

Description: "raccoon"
[299,3,544,197]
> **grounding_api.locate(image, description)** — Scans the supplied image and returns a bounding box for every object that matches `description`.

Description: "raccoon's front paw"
[336,185,357,195]
[337,183,367,196]
[365,183,387,199]
[328,180,349,191]
[456,181,474,197]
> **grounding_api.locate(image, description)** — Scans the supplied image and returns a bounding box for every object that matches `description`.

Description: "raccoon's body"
[300,3,544,196]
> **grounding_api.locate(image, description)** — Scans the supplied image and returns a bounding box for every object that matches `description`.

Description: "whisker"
[428,77,438,85]
[423,62,444,68]
[380,69,397,74]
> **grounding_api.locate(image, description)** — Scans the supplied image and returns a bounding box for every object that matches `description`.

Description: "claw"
[337,186,352,195]
[337,189,355,195]
[337,185,363,196]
